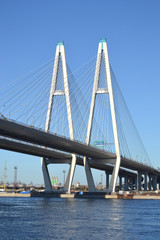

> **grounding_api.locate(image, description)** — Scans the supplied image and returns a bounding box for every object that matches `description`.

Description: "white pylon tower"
[41,41,76,193]
[85,38,121,193]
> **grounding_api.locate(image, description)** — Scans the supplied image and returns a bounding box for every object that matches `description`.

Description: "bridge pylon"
[85,38,121,193]
[41,41,76,193]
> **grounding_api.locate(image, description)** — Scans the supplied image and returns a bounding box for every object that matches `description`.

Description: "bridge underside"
[0,138,137,178]
[1,137,160,192]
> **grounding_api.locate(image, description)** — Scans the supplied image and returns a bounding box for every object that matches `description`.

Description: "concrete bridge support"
[134,177,137,190]
[136,172,150,192]
[138,172,142,191]
[148,175,157,191]
[105,172,110,189]
[41,159,52,192]
[130,178,134,191]
[153,175,158,191]
[119,175,122,190]
[135,176,137,190]
[125,175,128,191]
[149,175,152,191]
[144,173,148,191]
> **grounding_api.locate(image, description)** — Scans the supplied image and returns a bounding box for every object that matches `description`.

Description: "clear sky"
[0,0,160,185]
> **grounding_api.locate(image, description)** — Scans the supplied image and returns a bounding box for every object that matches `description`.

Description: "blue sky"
[0,0,160,185]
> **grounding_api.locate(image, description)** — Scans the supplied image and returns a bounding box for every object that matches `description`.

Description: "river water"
[0,197,160,239]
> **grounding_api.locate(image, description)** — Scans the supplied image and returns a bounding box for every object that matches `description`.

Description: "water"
[0,197,160,239]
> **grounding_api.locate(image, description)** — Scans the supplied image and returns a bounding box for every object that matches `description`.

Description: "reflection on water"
[0,197,160,239]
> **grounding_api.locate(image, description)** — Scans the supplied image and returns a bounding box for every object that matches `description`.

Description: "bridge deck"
[0,138,136,178]
[0,118,160,177]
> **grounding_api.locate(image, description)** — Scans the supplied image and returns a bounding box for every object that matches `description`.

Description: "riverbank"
[31,191,160,199]
[1,191,160,199]
[0,192,30,197]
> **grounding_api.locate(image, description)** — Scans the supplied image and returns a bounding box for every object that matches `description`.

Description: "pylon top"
[58,41,64,45]
[99,38,106,43]
[99,38,106,50]
[58,41,64,52]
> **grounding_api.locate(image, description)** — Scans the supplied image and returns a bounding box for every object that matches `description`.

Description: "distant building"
[75,182,80,188]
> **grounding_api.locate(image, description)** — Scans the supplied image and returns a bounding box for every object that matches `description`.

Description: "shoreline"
[0,192,30,197]
[1,191,160,199]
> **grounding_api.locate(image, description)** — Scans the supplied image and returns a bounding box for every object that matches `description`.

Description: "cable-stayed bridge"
[0,39,159,193]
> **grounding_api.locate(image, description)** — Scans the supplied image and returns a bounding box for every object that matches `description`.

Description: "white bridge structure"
[0,39,159,193]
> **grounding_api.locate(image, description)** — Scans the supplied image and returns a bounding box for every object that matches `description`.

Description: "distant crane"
[63,170,66,187]
[14,166,17,187]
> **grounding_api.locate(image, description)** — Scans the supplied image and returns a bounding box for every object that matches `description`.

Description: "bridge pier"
[144,173,148,191]
[64,165,72,192]
[137,172,152,191]
[65,155,77,193]
[119,175,122,190]
[135,176,137,190]
[118,174,136,191]
[148,175,152,190]
[148,174,157,191]
[124,176,128,191]
[84,157,96,192]
[153,175,158,191]
[130,178,134,191]
[138,172,142,191]
[136,173,158,192]
[105,172,110,189]
[41,158,52,192]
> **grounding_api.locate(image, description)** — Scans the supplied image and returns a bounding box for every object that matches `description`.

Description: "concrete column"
[153,175,157,191]
[138,172,142,191]
[119,175,122,190]
[148,175,152,191]
[41,159,52,192]
[83,157,95,191]
[144,173,148,191]
[130,178,133,191]
[135,175,137,190]
[125,176,128,191]
[106,172,110,189]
